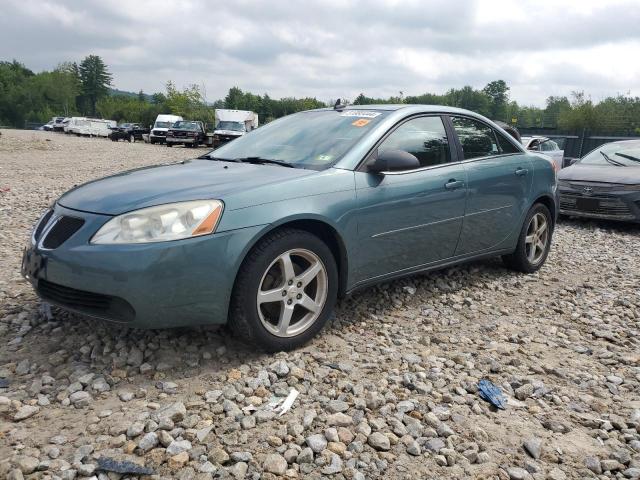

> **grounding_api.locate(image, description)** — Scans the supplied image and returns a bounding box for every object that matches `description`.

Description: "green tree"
[483,80,510,120]
[79,55,112,116]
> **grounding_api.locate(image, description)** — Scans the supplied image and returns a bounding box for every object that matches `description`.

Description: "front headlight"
[91,200,223,244]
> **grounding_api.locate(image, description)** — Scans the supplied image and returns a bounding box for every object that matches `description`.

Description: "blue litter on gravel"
[478,379,507,409]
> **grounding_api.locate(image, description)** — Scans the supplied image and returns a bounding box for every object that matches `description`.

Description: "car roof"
[313,104,490,116]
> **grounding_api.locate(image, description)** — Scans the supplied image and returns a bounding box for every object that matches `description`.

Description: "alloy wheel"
[525,212,548,265]
[257,249,328,338]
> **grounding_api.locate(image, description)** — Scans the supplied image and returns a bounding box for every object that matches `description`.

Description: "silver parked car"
[521,136,564,171]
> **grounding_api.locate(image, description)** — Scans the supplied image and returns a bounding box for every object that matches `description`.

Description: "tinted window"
[451,117,499,160]
[541,140,559,151]
[495,130,521,154]
[378,116,450,168]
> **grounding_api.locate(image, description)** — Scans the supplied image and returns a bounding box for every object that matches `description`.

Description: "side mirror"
[368,149,420,173]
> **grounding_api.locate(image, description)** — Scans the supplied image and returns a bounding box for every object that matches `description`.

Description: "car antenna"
[334,98,347,111]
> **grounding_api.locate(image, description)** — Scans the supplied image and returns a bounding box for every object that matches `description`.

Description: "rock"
[229,462,248,479]
[230,451,253,462]
[547,467,567,480]
[209,447,230,464]
[15,456,39,474]
[13,405,39,421]
[327,412,352,426]
[515,383,534,400]
[271,360,289,377]
[157,402,186,424]
[263,453,287,475]
[584,456,602,474]
[138,432,158,452]
[406,440,421,456]
[297,447,314,464]
[623,468,640,479]
[424,438,445,452]
[306,434,327,453]
[69,390,91,406]
[168,451,190,469]
[523,437,542,459]
[322,453,343,475]
[367,432,390,451]
[166,439,192,455]
[327,400,349,413]
[506,467,529,480]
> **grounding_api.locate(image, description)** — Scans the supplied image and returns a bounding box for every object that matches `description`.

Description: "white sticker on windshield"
[339,110,381,118]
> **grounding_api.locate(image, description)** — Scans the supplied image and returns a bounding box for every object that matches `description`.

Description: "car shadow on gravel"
[558,216,640,234]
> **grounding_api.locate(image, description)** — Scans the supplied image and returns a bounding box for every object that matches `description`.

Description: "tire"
[502,203,553,273]
[149,138,155,144]
[166,142,173,147]
[229,228,338,352]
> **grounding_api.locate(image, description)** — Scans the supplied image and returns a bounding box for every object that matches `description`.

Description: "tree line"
[1,56,639,134]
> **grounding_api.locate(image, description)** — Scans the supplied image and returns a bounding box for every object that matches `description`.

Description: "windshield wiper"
[200,154,242,162]
[600,150,625,167]
[615,152,640,163]
[234,157,296,168]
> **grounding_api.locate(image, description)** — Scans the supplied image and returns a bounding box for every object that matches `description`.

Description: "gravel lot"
[1,129,639,480]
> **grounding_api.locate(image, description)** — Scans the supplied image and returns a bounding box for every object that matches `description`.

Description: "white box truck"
[149,114,183,144]
[213,109,258,145]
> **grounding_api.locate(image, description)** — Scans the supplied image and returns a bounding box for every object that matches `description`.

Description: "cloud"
[1,0,639,106]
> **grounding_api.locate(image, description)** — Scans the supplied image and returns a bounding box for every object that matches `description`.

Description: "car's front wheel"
[229,228,338,351]
[502,203,553,273]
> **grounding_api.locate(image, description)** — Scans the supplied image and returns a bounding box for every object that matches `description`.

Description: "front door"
[354,115,467,282]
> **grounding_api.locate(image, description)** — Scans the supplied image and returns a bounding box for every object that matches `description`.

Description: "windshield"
[154,121,172,128]
[580,140,640,167]
[206,109,388,170]
[172,121,199,131]
[217,121,245,132]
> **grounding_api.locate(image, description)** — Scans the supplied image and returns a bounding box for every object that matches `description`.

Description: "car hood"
[559,164,640,184]
[58,159,314,215]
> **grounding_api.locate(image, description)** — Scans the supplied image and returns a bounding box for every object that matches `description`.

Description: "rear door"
[449,116,532,255]
[354,115,467,281]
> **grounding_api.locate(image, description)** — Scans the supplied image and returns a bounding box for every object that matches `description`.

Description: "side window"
[451,117,499,160]
[378,116,451,168]
[541,140,558,152]
[495,130,521,154]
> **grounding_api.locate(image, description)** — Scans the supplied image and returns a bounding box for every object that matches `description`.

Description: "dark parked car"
[109,123,150,142]
[558,140,640,222]
[166,120,207,147]
[22,105,557,351]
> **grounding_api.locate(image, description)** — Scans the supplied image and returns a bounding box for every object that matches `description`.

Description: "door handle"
[444,179,464,190]
[515,167,528,176]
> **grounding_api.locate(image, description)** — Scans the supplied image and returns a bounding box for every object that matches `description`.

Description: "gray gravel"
[1,129,640,479]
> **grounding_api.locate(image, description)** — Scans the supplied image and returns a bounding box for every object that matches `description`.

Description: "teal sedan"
[22,105,557,351]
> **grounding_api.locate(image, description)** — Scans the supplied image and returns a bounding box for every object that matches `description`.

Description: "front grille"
[560,196,633,218]
[37,279,135,322]
[42,216,84,249]
[566,182,617,194]
[152,130,166,137]
[34,209,54,241]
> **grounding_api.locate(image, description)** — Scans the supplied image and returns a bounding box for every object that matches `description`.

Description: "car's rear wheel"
[229,228,338,351]
[502,203,552,273]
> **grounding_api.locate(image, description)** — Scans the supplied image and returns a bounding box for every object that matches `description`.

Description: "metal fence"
[519,127,640,161]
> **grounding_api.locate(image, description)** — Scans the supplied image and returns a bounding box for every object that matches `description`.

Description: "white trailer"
[213,109,258,145]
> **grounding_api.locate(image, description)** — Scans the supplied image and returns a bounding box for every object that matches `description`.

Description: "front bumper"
[558,183,640,222]
[22,204,263,328]
[166,136,196,144]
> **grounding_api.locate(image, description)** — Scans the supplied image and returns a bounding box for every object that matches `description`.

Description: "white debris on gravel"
[1,129,640,479]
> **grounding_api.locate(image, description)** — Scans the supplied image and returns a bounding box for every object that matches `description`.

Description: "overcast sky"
[2,0,639,106]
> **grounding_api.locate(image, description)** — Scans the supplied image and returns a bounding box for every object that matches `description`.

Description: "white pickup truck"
[213,109,258,145]
[149,114,183,144]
